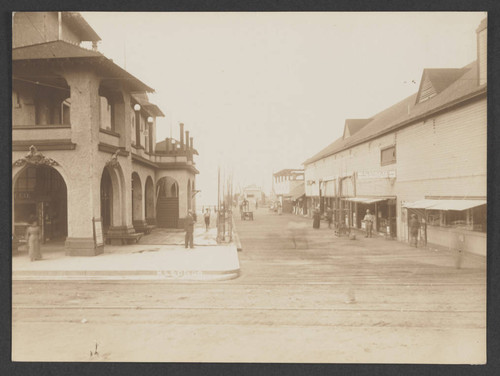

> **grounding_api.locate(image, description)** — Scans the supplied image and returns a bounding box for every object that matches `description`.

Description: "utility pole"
[217,166,220,242]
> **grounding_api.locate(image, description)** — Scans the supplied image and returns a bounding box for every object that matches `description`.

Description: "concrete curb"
[232,216,243,252]
[13,268,240,282]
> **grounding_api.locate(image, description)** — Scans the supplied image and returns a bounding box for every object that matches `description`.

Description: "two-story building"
[12,12,199,256]
[303,18,487,256]
[272,169,305,214]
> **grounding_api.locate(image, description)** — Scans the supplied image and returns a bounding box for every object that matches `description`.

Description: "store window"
[16,167,37,191]
[426,210,441,226]
[445,210,468,227]
[381,145,396,166]
[425,205,486,233]
[472,205,487,233]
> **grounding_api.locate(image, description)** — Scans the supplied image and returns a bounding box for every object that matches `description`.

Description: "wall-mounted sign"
[14,192,33,200]
[358,170,396,179]
[93,217,104,248]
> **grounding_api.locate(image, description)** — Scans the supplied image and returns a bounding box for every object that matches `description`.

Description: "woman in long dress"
[26,216,42,261]
[312,207,321,229]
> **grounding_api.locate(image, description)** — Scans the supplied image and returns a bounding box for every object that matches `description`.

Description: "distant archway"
[132,172,143,223]
[156,176,179,228]
[100,163,126,231]
[145,176,155,224]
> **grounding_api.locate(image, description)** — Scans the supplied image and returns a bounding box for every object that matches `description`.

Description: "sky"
[82,11,486,206]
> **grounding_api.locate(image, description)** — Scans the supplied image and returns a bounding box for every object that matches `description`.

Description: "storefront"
[403,198,486,256]
[344,197,397,237]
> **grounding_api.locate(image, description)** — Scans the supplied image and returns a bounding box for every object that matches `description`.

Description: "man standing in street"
[409,214,420,247]
[185,210,195,249]
[363,209,374,238]
[326,206,334,229]
[204,208,211,231]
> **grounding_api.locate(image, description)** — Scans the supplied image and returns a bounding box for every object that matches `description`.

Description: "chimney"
[476,18,487,85]
[185,130,190,150]
[179,123,185,150]
[165,137,170,153]
[190,137,194,152]
[58,12,62,40]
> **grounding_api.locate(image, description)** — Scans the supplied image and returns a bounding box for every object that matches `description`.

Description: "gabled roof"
[13,40,154,92]
[304,61,485,166]
[415,68,468,103]
[343,119,372,138]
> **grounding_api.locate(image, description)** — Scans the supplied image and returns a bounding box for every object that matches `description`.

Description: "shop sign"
[358,170,396,179]
[93,217,104,248]
[15,191,33,200]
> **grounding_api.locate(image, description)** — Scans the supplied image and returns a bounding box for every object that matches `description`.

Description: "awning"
[344,197,391,204]
[289,183,305,201]
[404,199,486,211]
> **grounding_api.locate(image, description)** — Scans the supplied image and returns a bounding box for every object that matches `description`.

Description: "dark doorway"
[14,165,68,243]
[100,168,113,232]
[156,177,179,228]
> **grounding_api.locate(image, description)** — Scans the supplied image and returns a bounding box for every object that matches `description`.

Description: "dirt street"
[12,208,486,363]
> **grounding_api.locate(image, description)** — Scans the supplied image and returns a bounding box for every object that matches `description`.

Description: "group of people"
[311,206,376,238]
[312,206,335,230]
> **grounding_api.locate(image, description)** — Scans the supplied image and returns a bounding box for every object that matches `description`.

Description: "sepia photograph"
[10,11,487,363]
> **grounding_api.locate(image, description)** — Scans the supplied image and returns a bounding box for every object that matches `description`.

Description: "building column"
[62,70,103,256]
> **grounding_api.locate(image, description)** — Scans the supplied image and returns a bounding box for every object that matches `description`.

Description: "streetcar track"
[12,305,486,313]
[12,280,486,286]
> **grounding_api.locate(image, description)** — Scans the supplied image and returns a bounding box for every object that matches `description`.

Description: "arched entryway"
[156,176,179,228]
[100,163,126,233]
[13,165,68,243]
[131,172,143,223]
[145,176,155,224]
[100,168,113,232]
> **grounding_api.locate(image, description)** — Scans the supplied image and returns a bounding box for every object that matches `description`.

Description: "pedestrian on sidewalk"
[204,208,211,231]
[185,210,195,249]
[326,206,333,229]
[313,206,321,229]
[409,214,420,247]
[363,209,374,238]
[26,215,42,261]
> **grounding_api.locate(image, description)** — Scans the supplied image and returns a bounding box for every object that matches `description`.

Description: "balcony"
[12,124,75,151]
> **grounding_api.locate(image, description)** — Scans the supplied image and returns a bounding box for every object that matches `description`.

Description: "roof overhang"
[403,199,486,211]
[344,197,394,204]
[13,41,154,93]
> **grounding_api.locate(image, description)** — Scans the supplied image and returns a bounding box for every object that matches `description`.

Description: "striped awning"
[403,199,486,211]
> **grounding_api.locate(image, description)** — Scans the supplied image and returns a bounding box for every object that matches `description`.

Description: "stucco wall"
[13,12,82,48]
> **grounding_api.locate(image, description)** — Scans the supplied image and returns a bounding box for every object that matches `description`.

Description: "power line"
[13,76,70,91]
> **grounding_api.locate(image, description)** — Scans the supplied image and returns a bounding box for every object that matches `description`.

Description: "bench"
[105,232,143,245]
[144,225,156,235]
